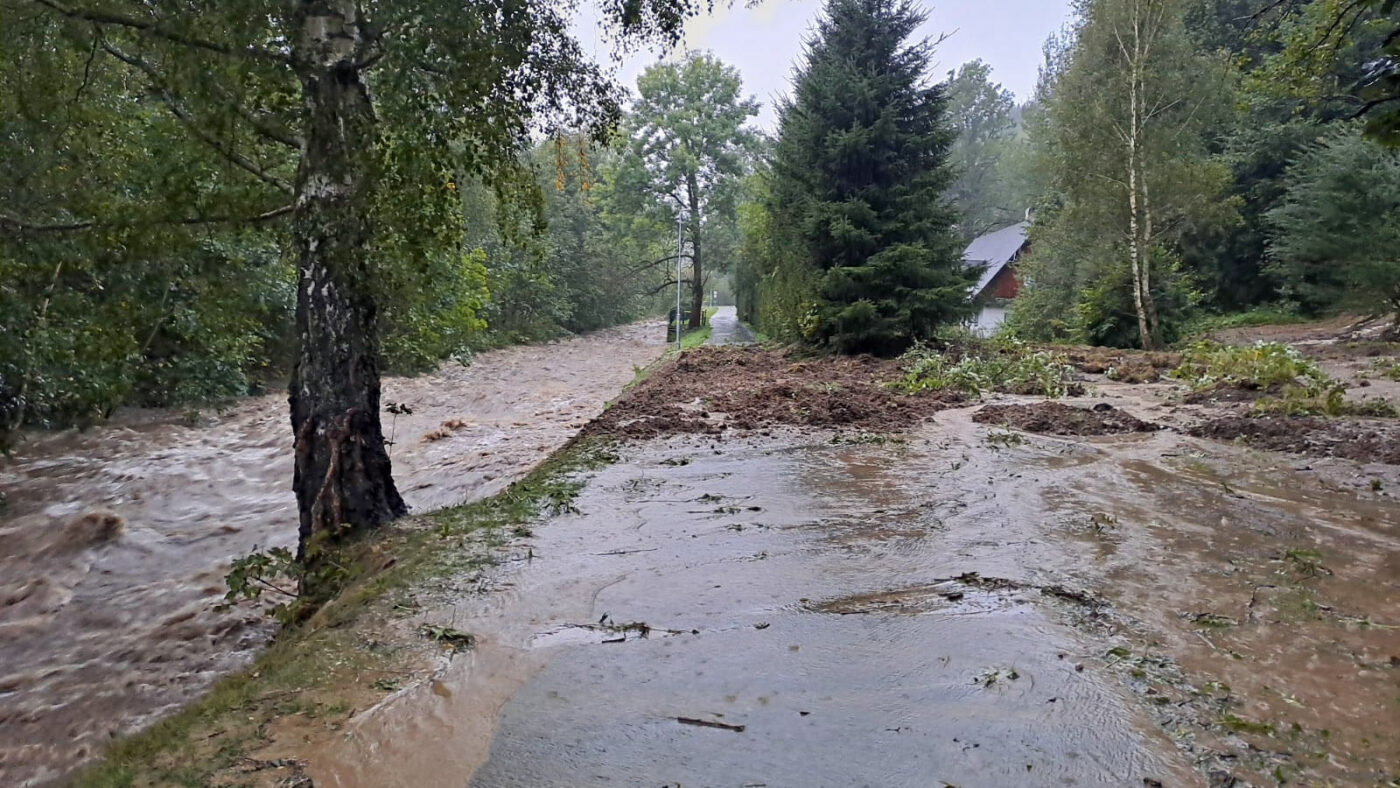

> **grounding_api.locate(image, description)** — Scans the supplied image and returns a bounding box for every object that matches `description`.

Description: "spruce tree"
[772,0,973,355]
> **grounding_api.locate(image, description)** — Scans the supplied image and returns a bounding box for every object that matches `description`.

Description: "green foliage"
[1265,126,1400,318]
[945,59,1024,240]
[1251,386,1398,418]
[217,546,310,625]
[612,53,759,327]
[1171,341,1331,391]
[1013,0,1236,349]
[897,336,1078,397]
[762,0,974,355]
[2,0,703,453]
[1178,306,1308,339]
[735,167,822,342]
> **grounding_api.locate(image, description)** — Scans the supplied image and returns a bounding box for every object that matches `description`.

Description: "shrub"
[897,338,1078,398]
[1170,341,1330,392]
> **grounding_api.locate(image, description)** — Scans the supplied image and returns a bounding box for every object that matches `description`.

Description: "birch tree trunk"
[1122,0,1160,351]
[287,0,405,580]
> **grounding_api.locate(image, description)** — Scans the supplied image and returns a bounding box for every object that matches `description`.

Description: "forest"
[3,0,1399,551]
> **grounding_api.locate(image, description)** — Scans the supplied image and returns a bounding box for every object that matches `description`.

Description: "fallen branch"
[677,716,745,732]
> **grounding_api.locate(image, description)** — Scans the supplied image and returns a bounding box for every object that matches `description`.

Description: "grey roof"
[962,221,1029,296]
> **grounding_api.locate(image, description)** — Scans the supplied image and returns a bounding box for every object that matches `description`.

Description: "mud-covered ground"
[286,330,1400,788]
[0,322,666,787]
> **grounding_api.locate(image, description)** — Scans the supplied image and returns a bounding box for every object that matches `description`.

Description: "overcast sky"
[578,1,1073,131]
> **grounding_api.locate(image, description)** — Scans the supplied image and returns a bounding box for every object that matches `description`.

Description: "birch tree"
[1020,0,1234,349]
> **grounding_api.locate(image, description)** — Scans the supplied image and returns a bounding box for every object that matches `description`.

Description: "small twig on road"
[677,716,746,732]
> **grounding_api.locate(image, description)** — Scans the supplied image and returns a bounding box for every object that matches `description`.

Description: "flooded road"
[0,321,666,786]
[306,390,1400,787]
[706,305,755,346]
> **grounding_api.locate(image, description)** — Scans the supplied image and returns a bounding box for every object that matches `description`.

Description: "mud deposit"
[0,322,665,786]
[1189,415,1400,465]
[582,346,962,440]
[974,402,1161,436]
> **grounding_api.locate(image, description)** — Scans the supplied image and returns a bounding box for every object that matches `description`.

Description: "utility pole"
[675,212,684,352]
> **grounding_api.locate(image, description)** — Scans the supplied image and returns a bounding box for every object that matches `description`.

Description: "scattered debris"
[1189,416,1400,465]
[677,716,746,732]
[418,624,474,651]
[581,347,964,440]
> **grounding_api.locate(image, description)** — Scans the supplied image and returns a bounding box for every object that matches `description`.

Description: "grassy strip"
[1177,306,1310,341]
[678,322,712,350]
[74,438,618,788]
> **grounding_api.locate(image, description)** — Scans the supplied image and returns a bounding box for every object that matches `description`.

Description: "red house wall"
[986,266,1019,300]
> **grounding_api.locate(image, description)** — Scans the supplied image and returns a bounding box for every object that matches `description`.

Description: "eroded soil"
[582,345,963,440]
[974,401,1162,436]
[0,322,666,787]
[296,403,1400,787]
[1188,414,1400,465]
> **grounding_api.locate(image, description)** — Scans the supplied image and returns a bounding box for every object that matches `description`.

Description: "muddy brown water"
[0,322,666,787]
[303,389,1400,787]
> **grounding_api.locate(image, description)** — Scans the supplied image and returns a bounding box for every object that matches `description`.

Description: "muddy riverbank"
[0,321,666,786]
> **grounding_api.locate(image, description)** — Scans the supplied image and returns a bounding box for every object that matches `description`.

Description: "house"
[961,221,1029,336]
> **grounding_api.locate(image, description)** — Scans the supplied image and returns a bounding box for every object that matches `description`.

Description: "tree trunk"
[1123,2,1158,351]
[288,1,405,579]
[686,174,705,329]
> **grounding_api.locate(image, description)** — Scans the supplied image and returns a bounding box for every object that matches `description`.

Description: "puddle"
[0,322,665,787]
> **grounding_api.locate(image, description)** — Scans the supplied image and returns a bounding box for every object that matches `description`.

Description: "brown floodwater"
[303,390,1400,787]
[0,322,665,787]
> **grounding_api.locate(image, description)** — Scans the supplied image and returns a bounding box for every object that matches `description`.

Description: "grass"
[1166,340,1399,416]
[1179,306,1309,340]
[73,438,618,787]
[668,306,716,352]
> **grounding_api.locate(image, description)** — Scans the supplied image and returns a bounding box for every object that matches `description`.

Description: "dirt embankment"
[583,346,964,440]
[973,402,1161,436]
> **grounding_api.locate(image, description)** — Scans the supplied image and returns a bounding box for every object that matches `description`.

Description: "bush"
[897,336,1078,398]
[1170,341,1330,392]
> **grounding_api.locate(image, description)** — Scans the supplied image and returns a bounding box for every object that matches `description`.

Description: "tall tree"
[769,0,973,355]
[613,52,759,329]
[945,59,1021,240]
[5,0,698,586]
[1014,0,1234,349]
[1266,126,1400,326]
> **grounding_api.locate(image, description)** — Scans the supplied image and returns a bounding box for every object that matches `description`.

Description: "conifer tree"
[771,0,973,355]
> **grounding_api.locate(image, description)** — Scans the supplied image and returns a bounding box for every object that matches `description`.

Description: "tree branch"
[647,278,692,295]
[629,253,687,274]
[0,204,294,235]
[99,41,294,195]
[33,0,289,62]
